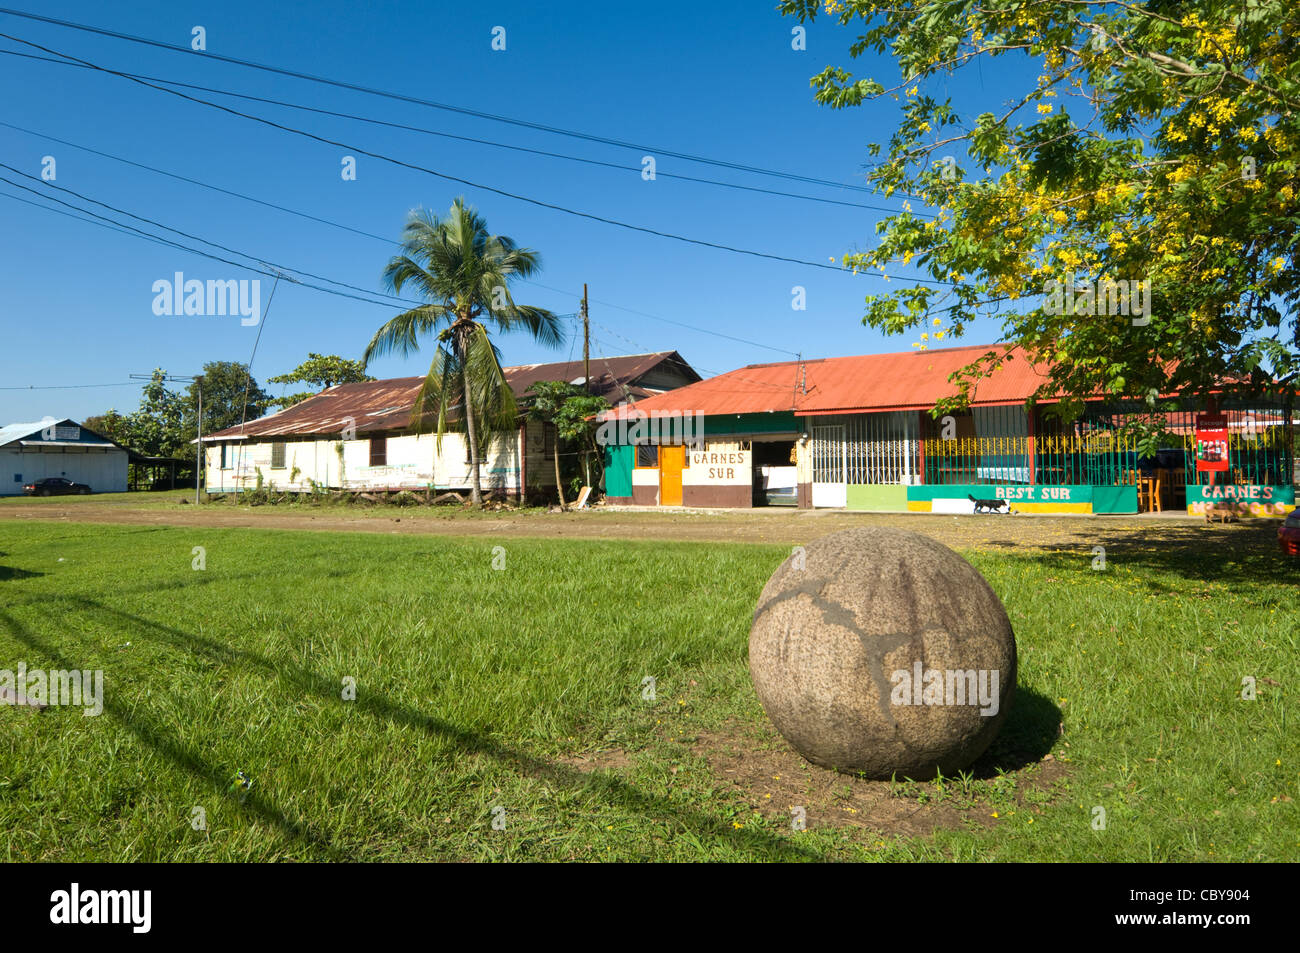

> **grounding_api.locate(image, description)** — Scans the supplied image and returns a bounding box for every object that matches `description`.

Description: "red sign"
[1195,414,1229,473]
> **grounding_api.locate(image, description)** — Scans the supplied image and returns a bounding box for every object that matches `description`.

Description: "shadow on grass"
[0,608,348,860]
[969,686,1060,779]
[4,597,824,861]
[0,565,42,581]
[0,551,42,581]
[976,520,1296,588]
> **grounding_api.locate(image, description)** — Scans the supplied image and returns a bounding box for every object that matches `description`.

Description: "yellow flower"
[1037,103,1053,115]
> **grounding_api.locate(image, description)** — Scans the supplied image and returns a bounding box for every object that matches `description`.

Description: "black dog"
[969,494,1009,513]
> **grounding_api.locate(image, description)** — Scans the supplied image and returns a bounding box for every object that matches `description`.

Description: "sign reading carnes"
[1187,483,1295,517]
[684,450,751,486]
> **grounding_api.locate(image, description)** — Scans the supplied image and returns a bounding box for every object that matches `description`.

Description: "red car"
[1279,511,1300,556]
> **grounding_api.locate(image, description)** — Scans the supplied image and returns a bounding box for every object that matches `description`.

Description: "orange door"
[659,445,684,506]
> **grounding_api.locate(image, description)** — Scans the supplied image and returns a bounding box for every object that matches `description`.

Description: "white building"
[0,418,128,495]
[200,352,699,499]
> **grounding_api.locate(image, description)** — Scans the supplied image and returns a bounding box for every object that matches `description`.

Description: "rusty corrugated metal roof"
[600,344,1059,419]
[205,377,426,439]
[204,352,697,440]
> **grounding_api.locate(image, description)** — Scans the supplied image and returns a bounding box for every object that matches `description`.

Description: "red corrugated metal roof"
[601,344,1059,419]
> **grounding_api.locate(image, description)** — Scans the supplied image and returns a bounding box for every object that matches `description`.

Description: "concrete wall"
[0,447,128,495]
[630,465,659,505]
[845,484,907,511]
[204,423,550,494]
[794,436,812,508]
[615,439,757,507]
[906,484,1099,514]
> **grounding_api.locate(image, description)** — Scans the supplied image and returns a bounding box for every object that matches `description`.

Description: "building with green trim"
[598,344,1297,516]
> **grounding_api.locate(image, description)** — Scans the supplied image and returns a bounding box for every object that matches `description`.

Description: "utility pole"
[195,378,203,505]
[581,283,590,394]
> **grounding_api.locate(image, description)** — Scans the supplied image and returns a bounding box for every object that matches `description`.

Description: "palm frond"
[362,304,453,367]
[410,345,463,453]
[463,323,519,449]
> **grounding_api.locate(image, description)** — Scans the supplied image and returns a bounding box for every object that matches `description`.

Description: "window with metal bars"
[826,412,917,485]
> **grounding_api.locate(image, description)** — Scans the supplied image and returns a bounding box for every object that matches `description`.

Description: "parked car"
[1279,511,1300,556]
[22,477,91,496]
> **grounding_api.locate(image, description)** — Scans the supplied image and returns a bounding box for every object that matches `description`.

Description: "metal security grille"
[920,402,1295,487]
[844,412,914,484]
[812,425,846,484]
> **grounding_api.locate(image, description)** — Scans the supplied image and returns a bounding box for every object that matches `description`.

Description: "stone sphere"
[749,527,1016,779]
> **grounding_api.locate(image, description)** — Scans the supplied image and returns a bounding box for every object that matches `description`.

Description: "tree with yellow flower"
[782,0,1298,434]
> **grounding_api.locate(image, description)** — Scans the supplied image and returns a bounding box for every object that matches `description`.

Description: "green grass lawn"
[0,521,1295,861]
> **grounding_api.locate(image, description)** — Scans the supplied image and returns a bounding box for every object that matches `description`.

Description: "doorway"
[812,424,847,507]
[659,445,685,506]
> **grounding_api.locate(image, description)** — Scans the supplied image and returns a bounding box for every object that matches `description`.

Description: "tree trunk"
[553,426,567,509]
[462,368,483,507]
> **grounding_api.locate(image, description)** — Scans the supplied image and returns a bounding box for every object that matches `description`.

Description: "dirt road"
[0,495,1271,552]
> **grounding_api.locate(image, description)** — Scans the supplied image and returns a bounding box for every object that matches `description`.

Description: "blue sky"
[0,0,1030,423]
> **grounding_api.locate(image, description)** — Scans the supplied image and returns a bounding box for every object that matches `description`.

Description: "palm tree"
[364,199,563,505]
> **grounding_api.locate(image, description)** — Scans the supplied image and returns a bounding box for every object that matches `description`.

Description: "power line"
[0,173,805,368]
[3,179,1010,361]
[0,30,950,283]
[0,7,889,195]
[0,381,137,390]
[0,185,166,243]
[0,161,423,308]
[0,176,416,310]
[0,117,396,245]
[523,277,799,357]
[0,122,811,358]
[0,50,923,216]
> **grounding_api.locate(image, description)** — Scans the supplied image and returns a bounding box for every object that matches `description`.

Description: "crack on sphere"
[755,572,912,742]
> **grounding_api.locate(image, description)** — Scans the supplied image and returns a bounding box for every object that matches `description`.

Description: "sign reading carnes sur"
[684,450,751,486]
